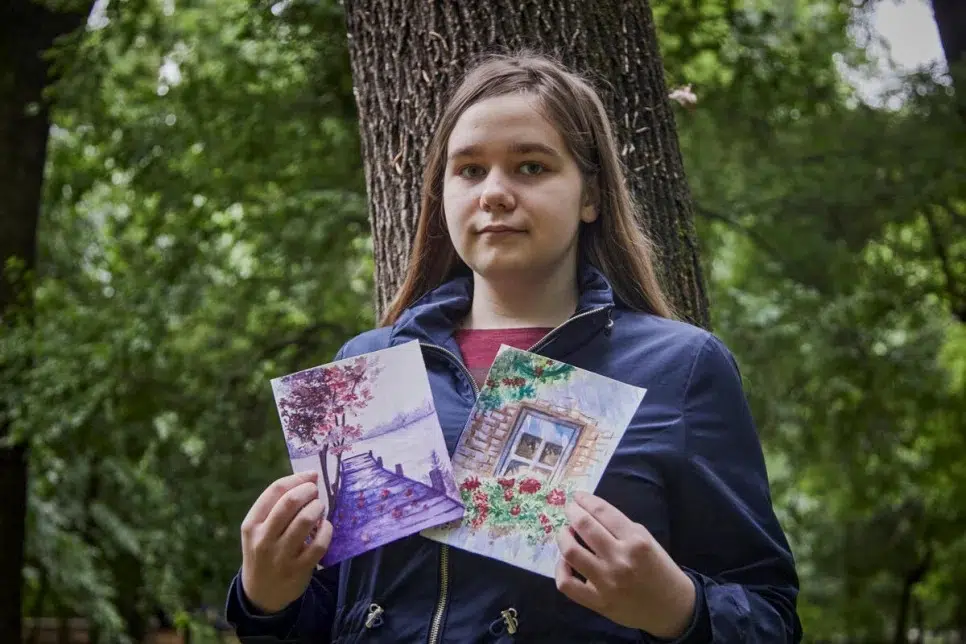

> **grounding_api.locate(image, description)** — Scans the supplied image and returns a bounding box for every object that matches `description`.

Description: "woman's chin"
[470,257,535,281]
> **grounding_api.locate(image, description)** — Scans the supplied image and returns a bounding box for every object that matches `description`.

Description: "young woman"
[226,53,803,643]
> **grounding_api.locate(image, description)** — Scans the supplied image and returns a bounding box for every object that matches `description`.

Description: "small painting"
[271,341,463,567]
[421,345,646,578]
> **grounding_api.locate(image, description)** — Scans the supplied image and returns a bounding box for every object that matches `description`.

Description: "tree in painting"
[478,349,575,412]
[429,448,459,499]
[278,356,383,511]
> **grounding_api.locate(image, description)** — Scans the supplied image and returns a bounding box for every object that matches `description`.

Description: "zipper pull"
[501,607,518,634]
[365,603,384,629]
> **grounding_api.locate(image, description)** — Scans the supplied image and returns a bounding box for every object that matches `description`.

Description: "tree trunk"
[342,0,709,327]
[932,1,965,76]
[892,552,932,644]
[318,446,337,511]
[333,451,343,502]
[0,0,93,636]
[932,0,966,119]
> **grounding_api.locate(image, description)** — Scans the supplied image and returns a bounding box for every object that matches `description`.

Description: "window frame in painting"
[494,405,583,484]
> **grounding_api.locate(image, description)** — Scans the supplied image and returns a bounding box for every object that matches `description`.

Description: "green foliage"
[657,1,966,639]
[457,475,571,546]
[5,0,371,640]
[478,349,575,412]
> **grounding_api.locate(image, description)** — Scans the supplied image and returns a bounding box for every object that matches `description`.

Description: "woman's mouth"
[478,224,524,234]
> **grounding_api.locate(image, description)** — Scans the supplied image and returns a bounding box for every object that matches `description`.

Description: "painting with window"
[496,407,582,484]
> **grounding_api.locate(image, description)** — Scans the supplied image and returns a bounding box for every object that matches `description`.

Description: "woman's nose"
[480,171,515,213]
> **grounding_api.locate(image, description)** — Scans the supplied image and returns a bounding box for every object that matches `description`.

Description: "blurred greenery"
[2,0,964,641]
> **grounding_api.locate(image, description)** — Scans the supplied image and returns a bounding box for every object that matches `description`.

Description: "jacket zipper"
[420,304,611,644]
[421,343,479,644]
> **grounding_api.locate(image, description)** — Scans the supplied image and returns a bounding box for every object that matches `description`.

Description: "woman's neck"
[462,268,579,330]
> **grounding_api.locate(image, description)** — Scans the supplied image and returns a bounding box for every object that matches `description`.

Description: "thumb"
[300,519,333,568]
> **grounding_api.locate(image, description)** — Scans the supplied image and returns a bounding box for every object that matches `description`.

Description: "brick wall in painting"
[452,400,612,481]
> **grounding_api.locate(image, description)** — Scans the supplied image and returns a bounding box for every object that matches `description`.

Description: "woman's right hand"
[240,470,332,614]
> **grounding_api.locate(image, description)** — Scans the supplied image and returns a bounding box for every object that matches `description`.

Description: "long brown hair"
[380,52,675,326]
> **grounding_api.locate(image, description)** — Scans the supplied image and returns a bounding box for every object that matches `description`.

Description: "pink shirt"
[453,327,552,387]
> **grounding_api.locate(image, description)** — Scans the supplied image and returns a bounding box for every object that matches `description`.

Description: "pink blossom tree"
[278,356,382,511]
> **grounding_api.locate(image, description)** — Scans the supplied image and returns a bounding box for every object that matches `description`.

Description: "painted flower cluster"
[458,475,571,545]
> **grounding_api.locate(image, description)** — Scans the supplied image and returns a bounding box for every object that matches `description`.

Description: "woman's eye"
[458,165,486,179]
[519,162,544,176]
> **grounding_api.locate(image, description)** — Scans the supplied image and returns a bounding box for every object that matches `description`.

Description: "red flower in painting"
[460,476,481,491]
[510,505,521,516]
[405,488,413,497]
[486,378,497,388]
[380,488,390,499]
[472,490,489,508]
[503,489,514,502]
[546,489,566,506]
[534,366,544,377]
[519,478,541,494]
[544,524,553,534]
[497,477,515,489]
[391,508,402,520]
[539,513,550,525]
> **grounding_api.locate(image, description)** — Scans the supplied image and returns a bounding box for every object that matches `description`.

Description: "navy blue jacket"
[225,264,803,643]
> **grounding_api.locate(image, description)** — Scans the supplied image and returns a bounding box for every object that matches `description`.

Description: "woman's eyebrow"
[447,141,563,161]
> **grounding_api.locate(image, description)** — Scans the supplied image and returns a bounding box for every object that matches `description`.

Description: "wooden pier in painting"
[323,451,463,565]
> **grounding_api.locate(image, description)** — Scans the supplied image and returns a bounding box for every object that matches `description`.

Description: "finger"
[244,471,318,527]
[565,500,619,557]
[572,491,636,541]
[298,519,333,569]
[280,497,325,554]
[262,481,320,538]
[556,525,607,584]
[554,555,603,612]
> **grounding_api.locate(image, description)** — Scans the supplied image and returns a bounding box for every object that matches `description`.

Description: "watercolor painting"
[271,341,463,567]
[421,345,646,578]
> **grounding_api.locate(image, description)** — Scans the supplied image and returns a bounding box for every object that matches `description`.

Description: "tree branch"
[693,203,786,265]
[922,207,966,322]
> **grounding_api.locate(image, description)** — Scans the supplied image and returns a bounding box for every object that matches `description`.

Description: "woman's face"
[442,93,597,284]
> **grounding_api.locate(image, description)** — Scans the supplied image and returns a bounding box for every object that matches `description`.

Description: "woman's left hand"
[554,491,697,640]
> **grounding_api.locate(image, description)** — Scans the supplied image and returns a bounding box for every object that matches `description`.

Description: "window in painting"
[497,409,580,483]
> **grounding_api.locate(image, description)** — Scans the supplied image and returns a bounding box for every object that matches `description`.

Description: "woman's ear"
[580,178,600,223]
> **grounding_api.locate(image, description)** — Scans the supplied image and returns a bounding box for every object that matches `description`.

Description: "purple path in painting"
[321,451,463,566]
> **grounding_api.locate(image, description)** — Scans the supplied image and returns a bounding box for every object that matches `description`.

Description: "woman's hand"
[555,492,697,640]
[240,470,332,614]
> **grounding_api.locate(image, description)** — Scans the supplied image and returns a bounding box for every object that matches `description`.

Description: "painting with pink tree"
[271,341,463,566]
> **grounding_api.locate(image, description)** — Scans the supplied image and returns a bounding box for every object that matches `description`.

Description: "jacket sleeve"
[651,334,803,643]
[225,563,341,642]
[225,341,351,642]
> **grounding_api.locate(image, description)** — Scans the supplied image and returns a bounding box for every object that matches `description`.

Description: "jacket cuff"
[225,572,302,640]
[641,569,711,644]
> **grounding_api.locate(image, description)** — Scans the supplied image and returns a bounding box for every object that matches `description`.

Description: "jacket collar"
[389,263,616,357]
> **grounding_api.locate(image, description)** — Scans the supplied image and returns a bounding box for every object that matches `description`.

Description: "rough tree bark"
[1,0,93,636]
[342,0,709,327]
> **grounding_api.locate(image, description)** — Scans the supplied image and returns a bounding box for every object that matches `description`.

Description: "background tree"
[1,0,94,636]
[342,0,709,326]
